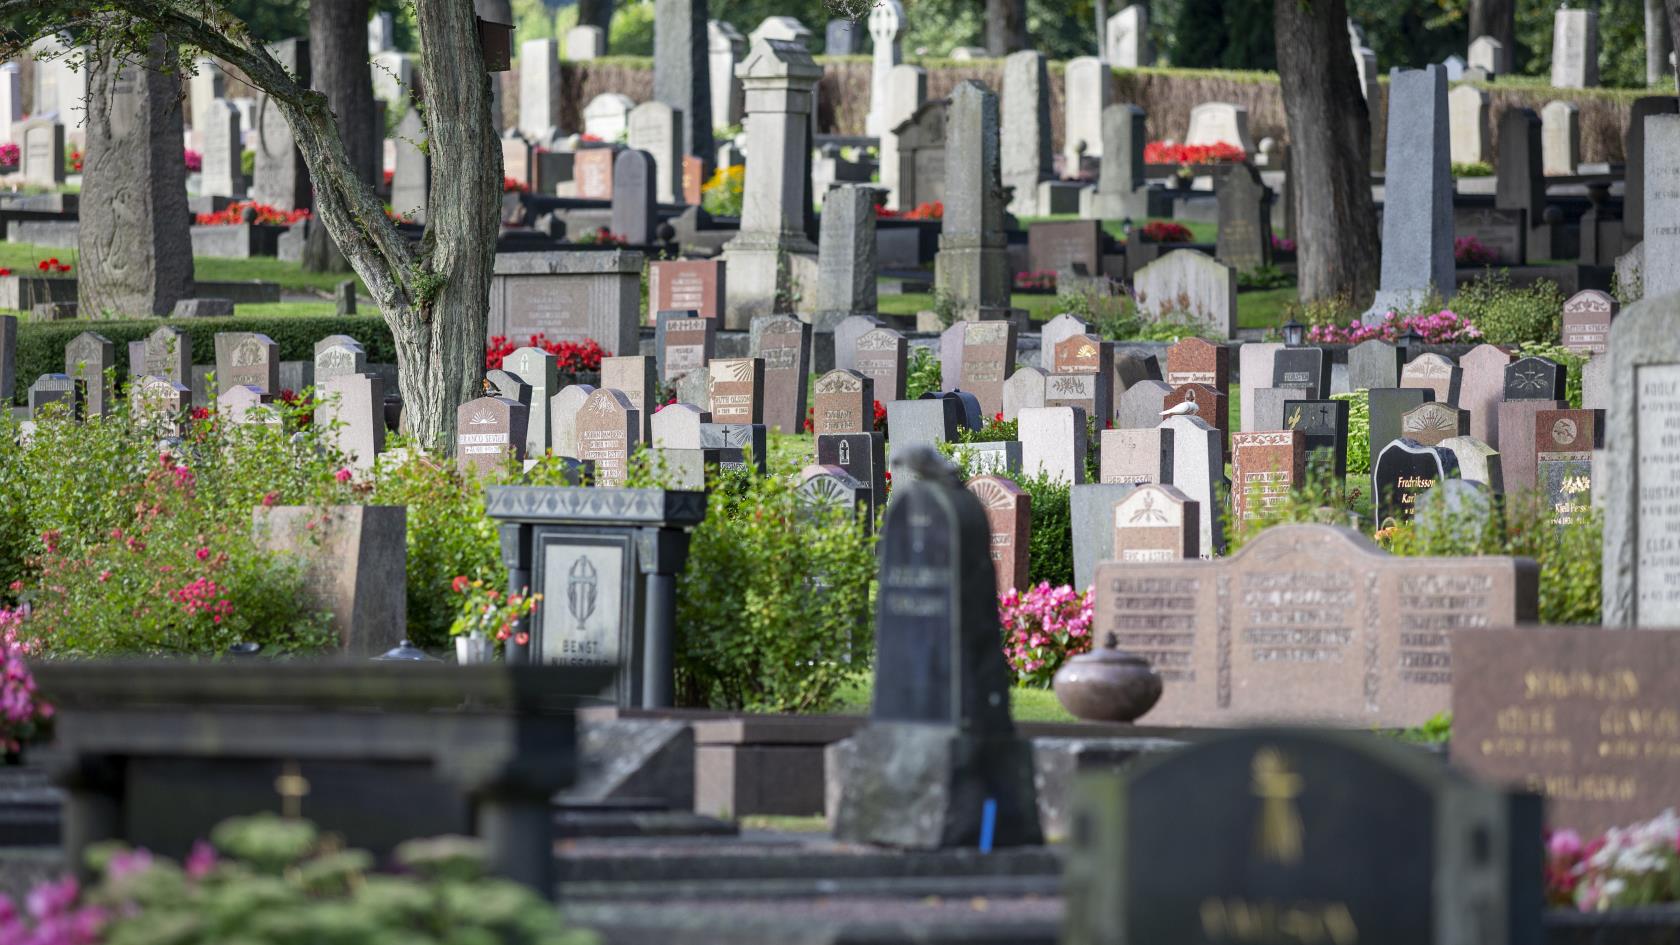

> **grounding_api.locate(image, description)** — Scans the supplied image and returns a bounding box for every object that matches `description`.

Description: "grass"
[833,672,1078,723]
[0,243,365,296]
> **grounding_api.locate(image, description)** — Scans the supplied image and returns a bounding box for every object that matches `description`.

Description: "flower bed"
[1144,141,1247,166]
[194,200,310,227]
[1547,810,1680,912]
[874,201,943,221]
[484,334,605,375]
[1138,220,1194,243]
[999,582,1094,687]
[1307,310,1484,345]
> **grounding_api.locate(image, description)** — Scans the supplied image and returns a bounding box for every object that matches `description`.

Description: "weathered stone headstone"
[1100,427,1172,486]
[798,464,869,524]
[518,39,560,137]
[833,316,882,373]
[967,474,1029,595]
[457,396,528,475]
[1071,483,1140,589]
[1090,103,1146,219]
[1046,333,1113,424]
[1090,523,1535,726]
[1062,57,1108,166]
[131,376,190,433]
[18,119,65,187]
[200,99,244,198]
[1438,435,1504,491]
[1238,342,1282,432]
[1041,314,1091,357]
[576,387,640,487]
[1541,99,1580,176]
[485,369,532,410]
[1535,407,1601,524]
[833,446,1040,849]
[708,20,746,132]
[1231,429,1304,525]
[549,384,595,460]
[1374,438,1459,525]
[934,81,1012,322]
[1251,387,1308,433]
[318,373,384,470]
[1561,289,1616,356]
[1458,343,1512,447]
[582,92,634,140]
[956,320,1016,420]
[253,38,310,211]
[1019,405,1087,484]
[1369,66,1454,319]
[1000,50,1050,217]
[1447,84,1489,166]
[864,0,905,138]
[1347,339,1402,392]
[611,148,657,246]
[505,347,560,455]
[1367,388,1430,472]
[1111,483,1197,563]
[721,39,820,328]
[627,101,683,206]
[1002,366,1047,422]
[707,357,765,425]
[487,250,643,364]
[1467,34,1504,74]
[142,326,192,386]
[855,326,907,403]
[28,373,79,419]
[1185,102,1253,151]
[1027,220,1103,280]
[811,183,882,331]
[1133,250,1237,339]
[1105,4,1151,67]
[599,355,658,443]
[885,397,962,449]
[1215,162,1271,273]
[1400,352,1462,405]
[64,331,115,419]
[1400,401,1470,448]
[213,333,279,396]
[217,385,279,427]
[652,0,713,170]
[813,369,873,435]
[654,310,716,385]
[1550,8,1599,88]
[879,63,926,210]
[750,315,810,434]
[312,336,366,385]
[1117,379,1173,430]
[566,24,605,60]
[1642,115,1680,301]
[1603,293,1680,624]
[1283,398,1350,482]
[81,36,195,318]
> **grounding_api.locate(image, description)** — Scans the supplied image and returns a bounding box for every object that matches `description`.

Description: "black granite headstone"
[699,421,768,475]
[1373,437,1459,526]
[1366,387,1430,474]
[1283,398,1349,483]
[1271,347,1332,399]
[818,431,887,519]
[1503,356,1567,402]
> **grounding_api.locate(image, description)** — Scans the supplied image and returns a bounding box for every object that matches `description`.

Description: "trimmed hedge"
[13,315,397,404]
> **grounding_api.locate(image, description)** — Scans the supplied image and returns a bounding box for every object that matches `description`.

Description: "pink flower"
[194,547,210,561]
[1549,829,1583,861]
[334,467,352,483]
[185,840,217,879]
[97,570,111,583]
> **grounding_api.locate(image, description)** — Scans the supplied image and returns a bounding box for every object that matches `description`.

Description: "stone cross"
[865,0,905,138]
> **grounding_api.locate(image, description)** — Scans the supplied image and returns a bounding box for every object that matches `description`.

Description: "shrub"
[13,315,397,404]
[675,464,875,711]
[1515,341,1585,409]
[1452,270,1566,346]
[904,345,941,399]
[4,813,598,944]
[999,582,1094,687]
[700,164,744,217]
[1236,264,1291,290]
[1138,220,1194,243]
[1333,390,1371,477]
[1452,161,1494,177]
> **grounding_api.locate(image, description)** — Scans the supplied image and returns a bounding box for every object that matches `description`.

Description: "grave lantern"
[1281,318,1305,347]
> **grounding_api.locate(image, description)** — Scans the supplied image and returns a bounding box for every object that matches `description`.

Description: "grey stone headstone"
[1071,482,1139,589]
[818,432,887,518]
[1092,103,1146,218]
[1550,8,1600,88]
[1495,107,1543,251]
[1369,66,1453,319]
[1003,366,1048,421]
[833,315,883,373]
[1458,343,1512,446]
[253,38,311,211]
[64,331,115,418]
[651,402,707,450]
[935,81,1011,319]
[80,35,194,318]
[1041,313,1091,355]
[1160,414,1223,557]
[653,0,713,170]
[1019,405,1086,484]
[1625,98,1679,251]
[313,338,366,384]
[318,373,385,469]
[200,99,245,198]
[1000,50,1051,218]
[1347,339,1402,391]
[1602,293,1680,625]
[1117,379,1173,430]
[812,184,882,331]
[886,398,962,449]
[1214,162,1270,273]
[1438,435,1503,492]
[1367,387,1431,475]
[1250,387,1308,433]
[611,148,657,245]
[824,19,860,55]
[627,100,683,205]
[28,373,79,418]
[504,347,559,456]
[392,107,429,223]
[550,383,596,459]
[485,368,533,407]
[699,421,769,474]
[1237,342,1282,432]
[1644,115,1680,301]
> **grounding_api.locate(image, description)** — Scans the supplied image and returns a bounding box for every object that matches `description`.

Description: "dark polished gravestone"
[1373,437,1460,526]
[35,660,613,896]
[831,446,1042,850]
[484,486,708,708]
[1065,728,1538,945]
[1453,624,1680,834]
[1283,398,1349,482]
[1271,346,1331,400]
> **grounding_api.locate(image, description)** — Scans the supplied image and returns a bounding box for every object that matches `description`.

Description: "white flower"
[1600,878,1627,911]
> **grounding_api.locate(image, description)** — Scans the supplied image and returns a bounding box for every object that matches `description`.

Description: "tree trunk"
[578,0,614,51]
[1273,0,1379,306]
[1669,0,1680,93]
[310,0,377,187]
[1468,0,1514,72]
[985,0,1027,56]
[3,0,501,453]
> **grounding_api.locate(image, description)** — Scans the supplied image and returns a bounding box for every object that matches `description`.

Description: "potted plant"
[447,575,538,665]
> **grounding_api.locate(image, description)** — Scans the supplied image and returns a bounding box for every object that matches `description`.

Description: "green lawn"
[0,242,365,296]
[834,672,1078,723]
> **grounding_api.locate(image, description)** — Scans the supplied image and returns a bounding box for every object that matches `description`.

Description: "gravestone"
[566,25,605,59]
[1561,289,1616,356]
[1161,415,1223,559]
[501,133,531,191]
[1165,337,1228,390]
[1447,84,1489,166]
[708,20,746,132]
[456,396,528,476]
[18,119,65,187]
[318,373,384,470]
[1348,339,1403,392]
[576,388,640,487]
[798,465,869,525]
[582,93,634,139]
[600,355,658,442]
[834,315,883,373]
[1459,343,1512,446]
[1581,353,1610,411]
[1400,352,1462,405]
[702,421,769,474]
[655,310,716,384]
[1106,5,1152,67]
[1625,99,1679,254]
[550,385,595,460]
[213,333,279,396]
[142,326,191,386]
[1400,401,1470,448]
[1062,57,1108,166]
[864,0,905,137]
[626,102,682,205]
[1117,380,1173,430]
[879,63,927,210]
[1002,366,1047,421]
[1495,108,1543,262]
[1238,343,1282,432]
[1642,115,1680,300]
[0,315,15,405]
[813,369,873,435]
[855,326,907,403]
[967,475,1030,595]
[1541,99,1580,176]
[1550,8,1599,88]
[218,385,277,426]
[64,331,115,418]
[1468,34,1504,74]
[1027,221,1103,279]
[1019,405,1087,484]
[1100,427,1173,486]
[720,39,820,328]
[651,402,706,449]
[957,320,1016,420]
[1602,293,1680,625]
[1090,104,1147,219]
[1214,162,1271,273]
[1047,333,1113,425]
[707,357,765,425]
[652,0,713,172]
[1041,313,1092,356]
[391,108,428,222]
[486,370,532,409]
[811,184,881,331]
[1271,347,1331,400]
[933,81,1013,321]
[1283,398,1350,482]
[1250,387,1308,434]
[1133,250,1238,339]
[253,38,310,211]
[1088,524,1536,727]
[1438,435,1504,491]
[1369,66,1454,319]
[1374,438,1459,525]
[201,99,244,198]
[750,315,810,434]
[488,250,643,364]
[1497,395,1566,497]
[610,149,657,246]
[505,347,559,456]
[573,147,616,199]
[1231,430,1304,525]
[518,39,560,137]
[1185,102,1253,151]
[832,447,1041,849]
[28,374,79,419]
[1071,483,1141,589]
[1453,625,1680,833]
[1067,729,1525,945]
[1364,388,1431,477]
[131,376,190,434]
[885,398,962,449]
[313,337,366,384]
[1000,50,1050,217]
[818,432,888,519]
[893,98,947,211]
[1164,383,1228,460]
[1112,484,1197,562]
[649,261,725,324]
[1535,407,1601,524]
[80,35,195,318]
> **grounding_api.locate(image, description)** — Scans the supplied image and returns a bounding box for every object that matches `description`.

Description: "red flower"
[515,632,530,646]
[503,176,529,193]
[1139,220,1194,244]
[485,334,608,372]
[1143,141,1246,166]
[451,575,470,593]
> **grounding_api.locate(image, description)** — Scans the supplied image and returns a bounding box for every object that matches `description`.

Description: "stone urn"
[454,631,495,666]
[1052,633,1163,723]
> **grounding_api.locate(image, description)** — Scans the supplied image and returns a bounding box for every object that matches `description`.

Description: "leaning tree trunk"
[577,0,614,51]
[985,0,1028,56]
[1273,0,1379,306]
[311,0,376,186]
[0,0,502,453]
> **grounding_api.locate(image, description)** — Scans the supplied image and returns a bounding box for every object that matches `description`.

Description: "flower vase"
[455,632,494,665]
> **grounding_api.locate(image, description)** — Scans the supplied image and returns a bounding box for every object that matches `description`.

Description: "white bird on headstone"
[1159,401,1200,417]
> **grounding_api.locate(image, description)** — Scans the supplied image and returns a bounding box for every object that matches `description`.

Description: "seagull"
[1159,401,1200,417]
